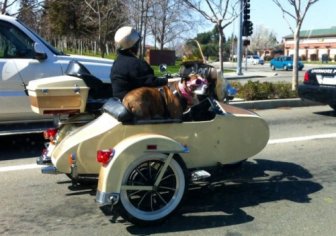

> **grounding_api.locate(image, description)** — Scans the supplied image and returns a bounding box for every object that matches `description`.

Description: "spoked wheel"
[117,154,187,225]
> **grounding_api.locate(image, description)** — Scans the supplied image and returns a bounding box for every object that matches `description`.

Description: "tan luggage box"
[27,75,89,115]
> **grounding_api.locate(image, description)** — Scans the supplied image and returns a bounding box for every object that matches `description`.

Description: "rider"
[110,26,168,100]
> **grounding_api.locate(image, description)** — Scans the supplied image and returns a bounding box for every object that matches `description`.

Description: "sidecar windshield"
[182,98,219,122]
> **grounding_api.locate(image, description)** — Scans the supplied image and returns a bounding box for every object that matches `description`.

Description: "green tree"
[42,0,88,37]
[17,0,39,31]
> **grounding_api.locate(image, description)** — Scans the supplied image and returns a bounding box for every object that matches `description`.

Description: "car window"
[0,21,35,59]
[18,19,64,56]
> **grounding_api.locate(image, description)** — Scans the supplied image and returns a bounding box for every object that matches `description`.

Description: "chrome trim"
[58,119,93,125]
[36,155,52,165]
[41,166,60,174]
[144,146,190,154]
[96,191,119,206]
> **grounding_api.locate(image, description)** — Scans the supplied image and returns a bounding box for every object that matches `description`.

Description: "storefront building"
[283,27,336,61]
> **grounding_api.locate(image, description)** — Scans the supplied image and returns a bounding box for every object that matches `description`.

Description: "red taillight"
[43,128,58,140]
[304,71,310,83]
[97,149,114,165]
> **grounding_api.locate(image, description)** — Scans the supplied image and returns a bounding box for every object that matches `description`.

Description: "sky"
[230,0,335,42]
[8,0,333,45]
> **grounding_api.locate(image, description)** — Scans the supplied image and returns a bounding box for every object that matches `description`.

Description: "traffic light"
[242,0,253,36]
[243,20,253,36]
[243,0,250,21]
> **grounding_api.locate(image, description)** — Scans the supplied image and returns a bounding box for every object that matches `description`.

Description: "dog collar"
[178,82,193,105]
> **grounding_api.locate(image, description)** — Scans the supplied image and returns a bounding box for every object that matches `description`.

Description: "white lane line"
[1,133,336,172]
[268,133,336,144]
[0,163,41,172]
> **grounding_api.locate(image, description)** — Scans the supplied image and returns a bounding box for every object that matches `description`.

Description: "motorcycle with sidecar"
[27,61,269,225]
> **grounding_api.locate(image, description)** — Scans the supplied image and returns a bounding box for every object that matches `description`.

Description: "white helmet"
[114,26,141,50]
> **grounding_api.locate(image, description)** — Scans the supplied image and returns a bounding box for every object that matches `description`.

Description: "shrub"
[231,80,298,100]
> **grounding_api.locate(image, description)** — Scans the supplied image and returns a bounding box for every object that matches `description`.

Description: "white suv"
[0,15,114,134]
[244,55,264,65]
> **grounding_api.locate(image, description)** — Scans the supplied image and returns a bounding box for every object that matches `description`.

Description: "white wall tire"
[117,154,187,225]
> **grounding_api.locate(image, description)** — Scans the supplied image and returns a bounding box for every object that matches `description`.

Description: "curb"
[225,75,267,80]
[230,98,323,110]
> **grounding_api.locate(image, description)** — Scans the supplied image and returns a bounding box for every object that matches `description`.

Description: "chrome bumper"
[96,191,119,206]
[36,142,52,165]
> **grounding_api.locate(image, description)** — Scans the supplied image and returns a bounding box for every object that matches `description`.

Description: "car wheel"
[116,154,187,225]
[271,65,275,70]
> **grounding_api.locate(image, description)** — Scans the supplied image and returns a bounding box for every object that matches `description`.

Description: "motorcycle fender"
[96,133,188,204]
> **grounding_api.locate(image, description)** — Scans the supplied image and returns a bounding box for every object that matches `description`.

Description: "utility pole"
[236,0,243,75]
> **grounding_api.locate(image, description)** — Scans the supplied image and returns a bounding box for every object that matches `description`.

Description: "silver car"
[0,15,113,135]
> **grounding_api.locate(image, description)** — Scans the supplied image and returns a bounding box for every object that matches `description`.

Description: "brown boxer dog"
[122,74,208,120]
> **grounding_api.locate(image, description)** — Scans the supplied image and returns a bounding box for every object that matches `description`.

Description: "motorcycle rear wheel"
[116,154,187,226]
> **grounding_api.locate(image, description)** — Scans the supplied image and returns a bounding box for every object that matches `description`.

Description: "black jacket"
[110,50,167,99]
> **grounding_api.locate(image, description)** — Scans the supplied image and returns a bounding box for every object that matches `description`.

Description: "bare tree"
[127,0,154,58]
[150,0,194,50]
[84,0,127,57]
[273,0,319,91]
[17,0,41,31]
[1,0,18,14]
[127,0,195,58]
[249,25,277,55]
[182,0,239,74]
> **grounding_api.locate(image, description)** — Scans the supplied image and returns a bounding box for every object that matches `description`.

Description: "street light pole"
[236,0,243,75]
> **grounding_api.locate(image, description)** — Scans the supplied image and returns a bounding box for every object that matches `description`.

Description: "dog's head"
[178,73,208,106]
[185,74,208,95]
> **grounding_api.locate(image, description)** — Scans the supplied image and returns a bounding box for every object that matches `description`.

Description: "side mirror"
[159,64,167,73]
[34,43,47,61]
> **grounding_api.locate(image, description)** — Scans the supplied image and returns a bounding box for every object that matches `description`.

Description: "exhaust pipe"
[41,166,60,175]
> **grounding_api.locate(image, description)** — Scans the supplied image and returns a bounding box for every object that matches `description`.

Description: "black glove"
[157,77,168,86]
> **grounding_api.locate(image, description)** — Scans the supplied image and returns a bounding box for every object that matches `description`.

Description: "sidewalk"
[230,98,322,110]
[224,71,276,80]
[222,69,323,110]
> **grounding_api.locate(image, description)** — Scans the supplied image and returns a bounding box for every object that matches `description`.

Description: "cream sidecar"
[50,98,269,225]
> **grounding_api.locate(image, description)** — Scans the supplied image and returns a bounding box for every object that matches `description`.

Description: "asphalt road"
[0,105,336,235]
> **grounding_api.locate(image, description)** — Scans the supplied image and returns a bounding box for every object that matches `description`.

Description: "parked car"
[0,15,113,134]
[298,68,336,110]
[270,56,304,71]
[244,55,264,65]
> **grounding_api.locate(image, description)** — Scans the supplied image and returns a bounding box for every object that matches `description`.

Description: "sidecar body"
[50,98,269,175]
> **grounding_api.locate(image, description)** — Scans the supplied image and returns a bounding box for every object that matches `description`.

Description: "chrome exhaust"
[41,166,60,175]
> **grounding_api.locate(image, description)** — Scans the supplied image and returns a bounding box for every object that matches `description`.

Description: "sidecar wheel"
[117,154,187,225]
